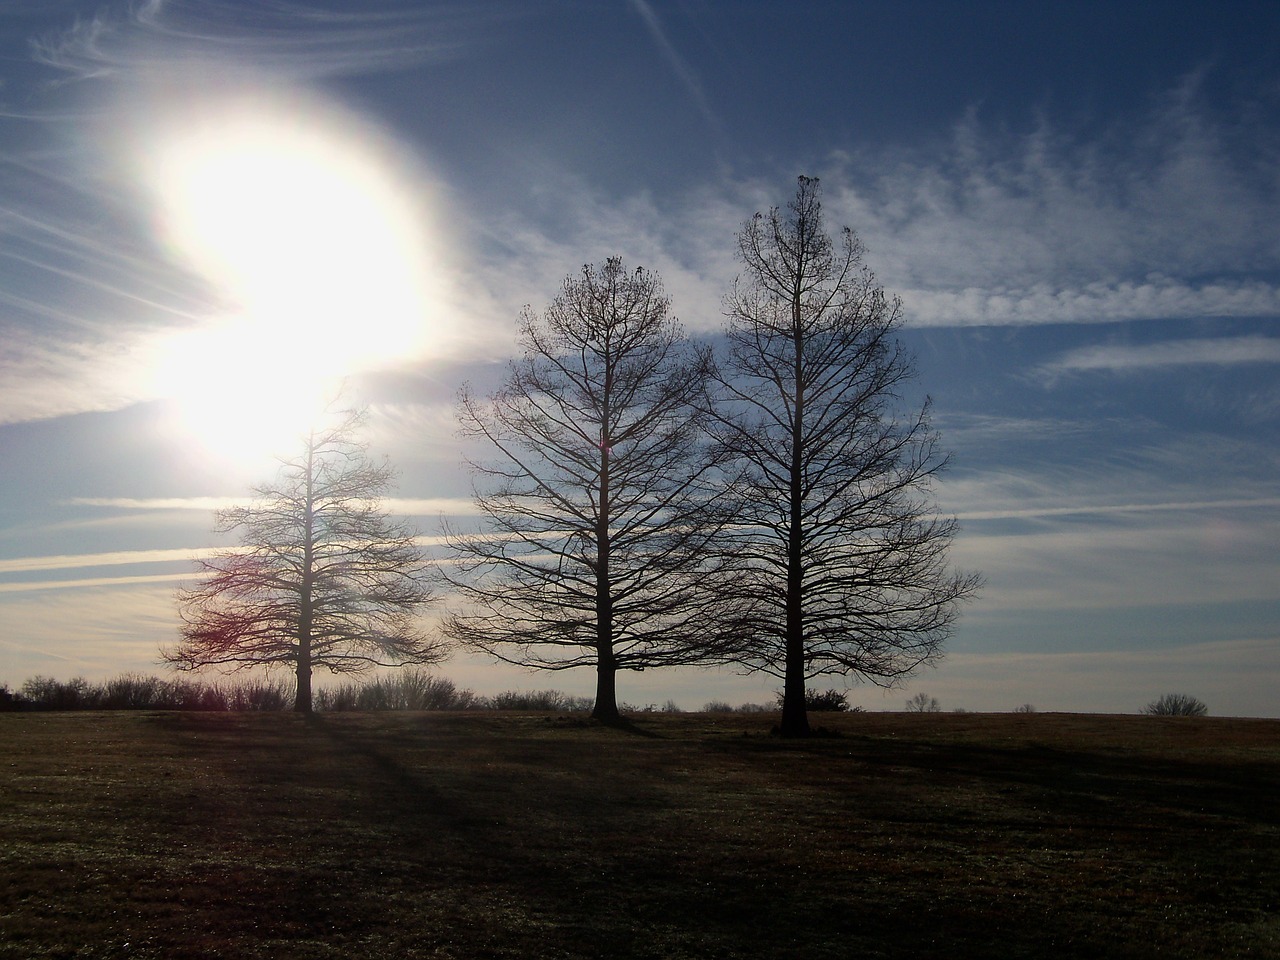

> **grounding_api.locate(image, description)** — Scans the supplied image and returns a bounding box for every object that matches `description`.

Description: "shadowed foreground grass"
[1,710,1277,959]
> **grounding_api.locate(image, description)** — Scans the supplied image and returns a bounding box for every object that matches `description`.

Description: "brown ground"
[1,710,1277,959]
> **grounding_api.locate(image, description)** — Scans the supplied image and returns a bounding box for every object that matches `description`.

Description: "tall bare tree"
[445,258,729,723]
[713,177,981,737]
[166,410,442,712]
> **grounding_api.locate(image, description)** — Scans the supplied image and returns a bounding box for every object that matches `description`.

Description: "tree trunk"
[592,410,621,724]
[779,562,810,737]
[591,653,620,723]
[294,656,313,714]
[295,589,315,713]
[295,433,316,715]
[779,300,811,738]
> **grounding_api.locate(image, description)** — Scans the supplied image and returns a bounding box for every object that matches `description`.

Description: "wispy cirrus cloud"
[459,73,1280,334]
[0,546,215,576]
[901,280,1280,329]
[63,495,476,516]
[64,497,247,511]
[1039,336,1280,377]
[0,572,191,593]
[812,76,1280,328]
[30,0,482,83]
[952,496,1280,522]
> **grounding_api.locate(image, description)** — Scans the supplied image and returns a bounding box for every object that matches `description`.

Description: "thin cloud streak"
[953,496,1280,522]
[0,572,192,593]
[64,497,248,511]
[1041,336,1280,376]
[953,520,1278,612]
[628,0,722,132]
[65,497,478,517]
[0,547,217,575]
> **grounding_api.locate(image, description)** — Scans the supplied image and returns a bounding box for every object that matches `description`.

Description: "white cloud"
[459,78,1280,334]
[0,546,215,576]
[0,572,191,594]
[1040,336,1280,377]
[952,511,1279,613]
[952,496,1280,522]
[30,1,475,83]
[902,280,1280,328]
[387,498,479,517]
[0,581,181,679]
[64,496,247,511]
[811,79,1280,327]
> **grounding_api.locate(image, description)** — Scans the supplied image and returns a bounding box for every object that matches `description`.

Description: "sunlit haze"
[138,86,442,464]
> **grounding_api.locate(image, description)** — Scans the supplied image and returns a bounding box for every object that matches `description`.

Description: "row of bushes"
[0,671,868,714]
[0,674,1209,716]
[704,689,859,713]
[2,674,296,712]
[0,672,589,713]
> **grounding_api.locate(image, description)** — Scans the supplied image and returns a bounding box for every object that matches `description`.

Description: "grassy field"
[1,710,1277,959]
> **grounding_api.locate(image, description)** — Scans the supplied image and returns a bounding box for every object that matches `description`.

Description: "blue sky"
[1,1,1277,715]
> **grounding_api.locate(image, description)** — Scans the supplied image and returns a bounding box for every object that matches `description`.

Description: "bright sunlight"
[134,86,442,465]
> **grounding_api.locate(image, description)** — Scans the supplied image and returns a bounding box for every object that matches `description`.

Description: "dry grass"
[1,710,1277,959]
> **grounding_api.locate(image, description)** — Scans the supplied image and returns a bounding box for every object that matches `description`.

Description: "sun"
[133,86,444,466]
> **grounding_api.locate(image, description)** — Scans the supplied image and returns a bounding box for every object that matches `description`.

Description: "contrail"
[628,0,722,132]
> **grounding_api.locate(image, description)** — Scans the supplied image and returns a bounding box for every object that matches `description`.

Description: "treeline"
[1,672,549,713]
[0,672,860,715]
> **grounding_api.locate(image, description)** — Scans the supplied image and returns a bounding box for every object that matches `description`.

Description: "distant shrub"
[485,690,593,712]
[774,688,852,712]
[621,699,684,714]
[101,673,164,709]
[171,681,231,711]
[809,689,851,712]
[1013,703,1037,714]
[702,700,791,714]
[314,683,360,712]
[0,683,24,711]
[21,676,94,710]
[316,670,478,711]
[221,677,293,711]
[905,692,941,713]
[1142,693,1208,717]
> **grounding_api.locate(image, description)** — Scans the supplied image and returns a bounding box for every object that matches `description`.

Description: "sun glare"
[131,86,443,465]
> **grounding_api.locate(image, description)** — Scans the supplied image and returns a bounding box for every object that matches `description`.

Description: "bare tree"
[712,177,981,737]
[165,410,442,712]
[444,258,729,723]
[1142,693,1208,716]
[905,692,942,713]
